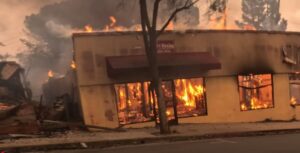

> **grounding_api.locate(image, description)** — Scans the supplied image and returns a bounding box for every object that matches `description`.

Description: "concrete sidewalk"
[1,121,300,150]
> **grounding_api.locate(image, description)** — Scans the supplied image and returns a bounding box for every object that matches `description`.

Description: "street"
[46,133,300,153]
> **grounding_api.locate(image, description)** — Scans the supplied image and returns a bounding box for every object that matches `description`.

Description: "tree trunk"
[154,77,170,134]
[149,35,170,134]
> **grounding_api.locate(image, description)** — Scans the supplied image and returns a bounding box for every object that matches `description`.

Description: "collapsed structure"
[72,30,300,128]
[42,69,81,122]
[0,62,37,134]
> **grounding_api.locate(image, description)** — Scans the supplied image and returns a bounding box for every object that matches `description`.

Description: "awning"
[106,52,221,81]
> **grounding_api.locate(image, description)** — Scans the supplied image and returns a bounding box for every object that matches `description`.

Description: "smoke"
[21,0,200,99]
[0,0,65,53]
[23,0,200,72]
[45,20,73,38]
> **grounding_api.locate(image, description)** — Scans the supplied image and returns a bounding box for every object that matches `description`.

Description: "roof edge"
[72,29,300,38]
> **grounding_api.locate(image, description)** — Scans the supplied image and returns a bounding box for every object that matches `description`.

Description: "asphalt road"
[45,133,300,153]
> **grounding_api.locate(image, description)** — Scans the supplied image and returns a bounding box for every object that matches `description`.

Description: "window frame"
[173,77,208,118]
[113,77,209,125]
[237,73,275,112]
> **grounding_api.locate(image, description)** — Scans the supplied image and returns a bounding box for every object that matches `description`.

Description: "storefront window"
[114,78,207,125]
[174,78,207,117]
[115,83,152,124]
[238,74,274,111]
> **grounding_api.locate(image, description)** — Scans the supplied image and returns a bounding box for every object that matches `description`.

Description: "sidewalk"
[1,121,300,150]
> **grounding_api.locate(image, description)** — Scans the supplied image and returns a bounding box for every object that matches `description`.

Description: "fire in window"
[174,78,207,117]
[238,74,274,111]
[290,74,300,106]
[115,83,152,125]
[114,78,207,125]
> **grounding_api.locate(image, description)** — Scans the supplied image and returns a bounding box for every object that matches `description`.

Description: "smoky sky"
[1,0,300,98]
[0,0,63,53]
[23,0,199,72]
[23,0,142,72]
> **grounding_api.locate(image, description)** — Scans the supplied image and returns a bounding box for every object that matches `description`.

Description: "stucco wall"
[72,30,300,128]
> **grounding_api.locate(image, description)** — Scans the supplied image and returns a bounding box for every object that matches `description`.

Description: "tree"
[16,38,56,73]
[206,0,228,28]
[236,0,287,31]
[262,0,287,31]
[139,0,198,134]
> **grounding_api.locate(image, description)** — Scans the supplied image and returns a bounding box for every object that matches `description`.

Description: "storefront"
[72,30,300,128]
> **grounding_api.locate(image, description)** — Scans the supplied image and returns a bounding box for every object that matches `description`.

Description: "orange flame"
[109,16,117,27]
[0,103,10,110]
[239,74,273,111]
[243,25,256,30]
[175,79,205,108]
[48,70,54,78]
[70,60,76,69]
[80,16,145,33]
[290,96,297,106]
[166,21,174,31]
[84,25,93,32]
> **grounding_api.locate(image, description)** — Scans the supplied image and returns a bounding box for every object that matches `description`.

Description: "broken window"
[174,78,207,117]
[114,78,207,125]
[290,74,300,106]
[115,83,152,125]
[238,74,274,111]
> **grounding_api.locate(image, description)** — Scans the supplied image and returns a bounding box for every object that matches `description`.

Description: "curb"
[1,128,300,152]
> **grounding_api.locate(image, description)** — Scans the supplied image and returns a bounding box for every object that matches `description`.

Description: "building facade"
[72,30,300,128]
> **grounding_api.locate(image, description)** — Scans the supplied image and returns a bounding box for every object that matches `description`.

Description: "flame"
[239,74,273,111]
[134,25,142,31]
[0,103,10,110]
[166,21,174,31]
[48,70,54,78]
[241,104,247,111]
[82,16,141,33]
[290,96,297,106]
[70,60,76,69]
[175,79,205,108]
[109,16,117,27]
[116,83,153,124]
[209,8,228,30]
[243,24,256,30]
[166,110,171,116]
[117,86,127,110]
[84,25,93,32]
[116,78,206,124]
[241,97,271,110]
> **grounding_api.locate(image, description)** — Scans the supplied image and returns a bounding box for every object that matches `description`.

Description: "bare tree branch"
[152,0,161,31]
[140,0,151,31]
[139,0,150,54]
[158,0,199,36]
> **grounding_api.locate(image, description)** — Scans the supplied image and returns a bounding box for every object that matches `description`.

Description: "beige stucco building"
[72,30,300,128]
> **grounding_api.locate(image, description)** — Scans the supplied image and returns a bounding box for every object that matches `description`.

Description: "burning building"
[72,30,300,128]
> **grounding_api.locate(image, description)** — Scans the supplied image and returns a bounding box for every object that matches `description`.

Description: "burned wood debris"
[0,61,37,135]
[41,69,81,122]
[0,63,84,137]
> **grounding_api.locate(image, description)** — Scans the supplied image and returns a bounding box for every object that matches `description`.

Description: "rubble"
[0,62,37,135]
[41,70,81,122]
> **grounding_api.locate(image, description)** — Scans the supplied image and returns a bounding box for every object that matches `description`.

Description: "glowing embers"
[114,78,207,125]
[174,78,207,117]
[238,74,274,111]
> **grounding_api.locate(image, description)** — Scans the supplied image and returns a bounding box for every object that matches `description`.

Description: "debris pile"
[0,62,37,135]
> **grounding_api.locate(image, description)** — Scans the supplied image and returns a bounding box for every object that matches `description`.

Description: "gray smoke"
[21,0,199,99]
